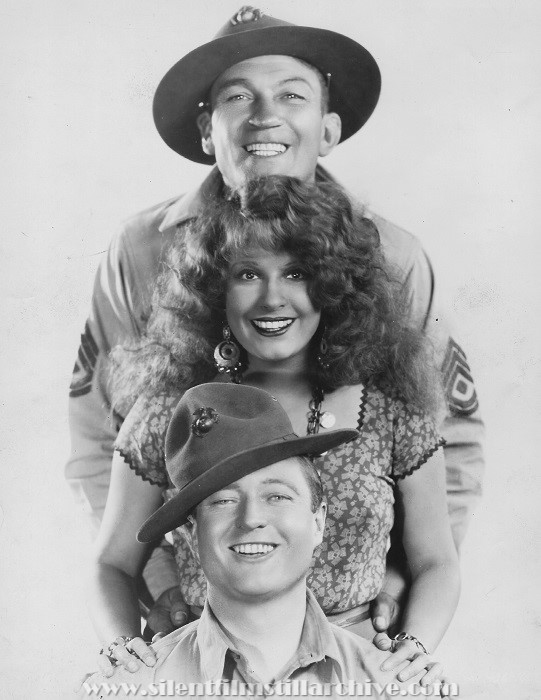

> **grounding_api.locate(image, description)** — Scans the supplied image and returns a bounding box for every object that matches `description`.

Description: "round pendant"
[319,411,336,429]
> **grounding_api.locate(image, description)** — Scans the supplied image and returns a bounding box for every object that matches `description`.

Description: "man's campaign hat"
[137,383,357,542]
[153,6,381,164]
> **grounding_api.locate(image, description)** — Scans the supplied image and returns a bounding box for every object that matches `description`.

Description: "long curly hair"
[110,176,440,416]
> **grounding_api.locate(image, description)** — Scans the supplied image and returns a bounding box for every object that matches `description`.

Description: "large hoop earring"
[214,325,243,383]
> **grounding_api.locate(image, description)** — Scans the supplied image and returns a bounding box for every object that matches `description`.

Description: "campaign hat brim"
[137,427,357,542]
[153,25,381,164]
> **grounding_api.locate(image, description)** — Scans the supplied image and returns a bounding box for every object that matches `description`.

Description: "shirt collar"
[158,167,225,232]
[196,602,232,681]
[196,589,343,682]
[157,164,340,233]
[298,589,342,669]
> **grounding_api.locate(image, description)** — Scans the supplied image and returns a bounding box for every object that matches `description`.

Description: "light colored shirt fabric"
[80,590,430,699]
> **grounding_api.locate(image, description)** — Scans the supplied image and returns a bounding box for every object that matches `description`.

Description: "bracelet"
[99,635,135,665]
[391,632,429,655]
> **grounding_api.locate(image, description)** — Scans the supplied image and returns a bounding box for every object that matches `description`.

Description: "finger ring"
[392,632,429,655]
[99,648,118,666]
[107,635,134,657]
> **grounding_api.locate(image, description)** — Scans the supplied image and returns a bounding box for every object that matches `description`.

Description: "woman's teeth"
[252,319,293,332]
[231,543,276,555]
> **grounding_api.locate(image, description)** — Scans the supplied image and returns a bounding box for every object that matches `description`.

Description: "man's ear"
[313,502,327,548]
[196,111,215,156]
[186,514,199,554]
[319,112,342,157]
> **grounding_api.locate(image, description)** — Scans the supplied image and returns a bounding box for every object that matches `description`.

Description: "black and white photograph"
[2,1,539,698]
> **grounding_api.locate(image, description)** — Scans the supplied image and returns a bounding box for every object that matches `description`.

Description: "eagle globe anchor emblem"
[230,6,265,26]
[191,407,219,437]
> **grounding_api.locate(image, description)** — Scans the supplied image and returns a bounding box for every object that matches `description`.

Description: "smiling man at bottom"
[80,383,437,699]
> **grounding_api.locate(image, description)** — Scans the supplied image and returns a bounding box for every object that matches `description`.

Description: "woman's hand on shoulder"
[373,632,443,686]
[97,636,156,677]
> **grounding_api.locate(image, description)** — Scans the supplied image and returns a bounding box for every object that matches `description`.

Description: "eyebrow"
[217,477,302,496]
[213,76,316,95]
[261,477,302,495]
[228,256,260,265]
[228,254,300,266]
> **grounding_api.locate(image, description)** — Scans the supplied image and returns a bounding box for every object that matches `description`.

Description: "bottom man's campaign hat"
[137,382,357,542]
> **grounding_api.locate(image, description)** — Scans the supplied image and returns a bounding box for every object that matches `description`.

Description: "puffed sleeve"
[391,399,446,481]
[114,393,182,487]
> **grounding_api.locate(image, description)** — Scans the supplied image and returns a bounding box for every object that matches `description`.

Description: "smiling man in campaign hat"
[151,4,379,192]
[67,3,483,647]
[80,383,435,698]
[152,5,380,167]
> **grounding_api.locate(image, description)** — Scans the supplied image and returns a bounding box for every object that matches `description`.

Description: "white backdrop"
[1,1,540,698]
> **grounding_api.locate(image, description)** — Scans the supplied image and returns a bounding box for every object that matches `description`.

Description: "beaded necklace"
[307,386,336,434]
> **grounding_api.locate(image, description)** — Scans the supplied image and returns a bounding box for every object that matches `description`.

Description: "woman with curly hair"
[89,176,459,686]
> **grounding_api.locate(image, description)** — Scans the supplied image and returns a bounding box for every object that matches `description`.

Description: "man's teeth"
[252,319,293,331]
[232,543,276,555]
[245,143,287,157]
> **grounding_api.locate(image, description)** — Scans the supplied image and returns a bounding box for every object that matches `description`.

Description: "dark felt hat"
[153,5,381,164]
[137,382,357,542]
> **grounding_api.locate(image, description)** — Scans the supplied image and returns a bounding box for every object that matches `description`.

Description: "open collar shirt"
[82,591,415,699]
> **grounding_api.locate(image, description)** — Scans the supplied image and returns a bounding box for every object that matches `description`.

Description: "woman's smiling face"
[225,247,321,371]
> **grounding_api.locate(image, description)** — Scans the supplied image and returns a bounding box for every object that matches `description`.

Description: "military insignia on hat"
[69,322,98,398]
[230,6,264,26]
[192,407,219,437]
[442,339,479,416]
